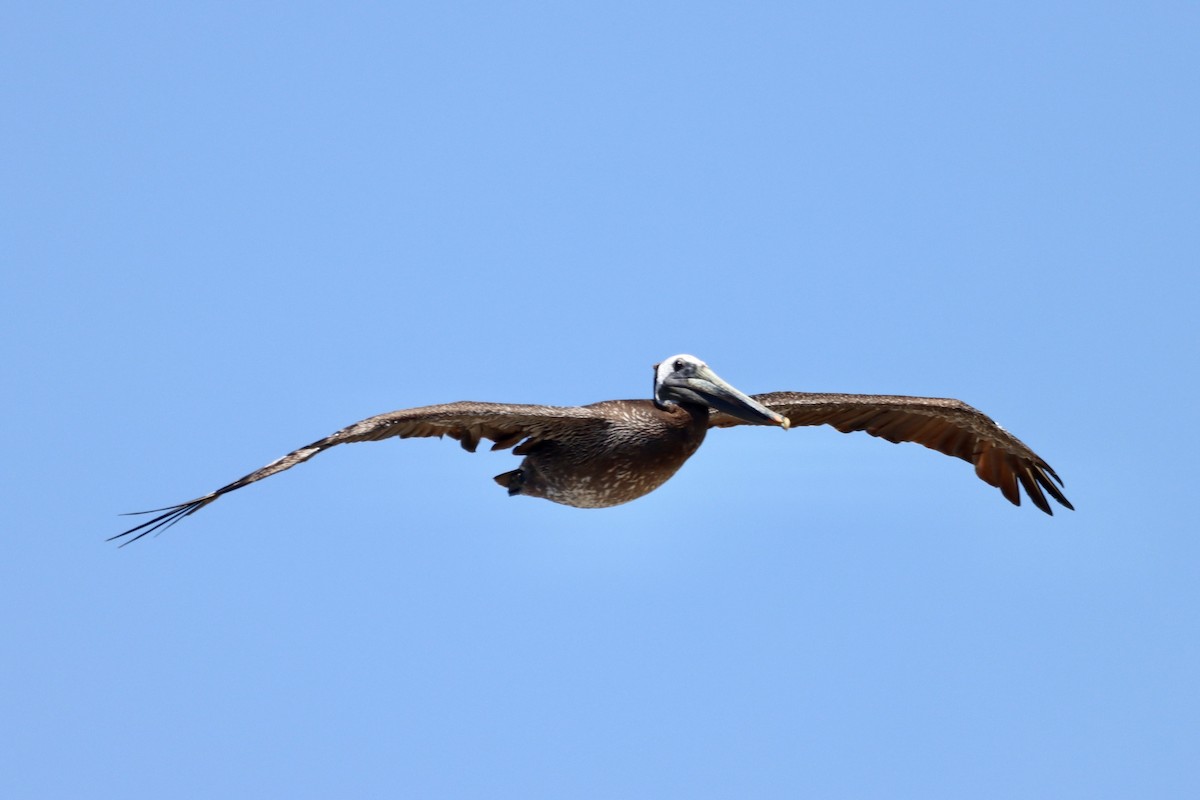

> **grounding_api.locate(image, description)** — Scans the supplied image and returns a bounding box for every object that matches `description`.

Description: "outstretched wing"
[112,402,606,544]
[709,392,1072,515]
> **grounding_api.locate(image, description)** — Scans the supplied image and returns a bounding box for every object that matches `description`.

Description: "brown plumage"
[710,392,1072,515]
[111,355,1071,545]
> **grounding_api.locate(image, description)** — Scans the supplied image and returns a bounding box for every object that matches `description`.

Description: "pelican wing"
[710,392,1072,514]
[111,402,606,544]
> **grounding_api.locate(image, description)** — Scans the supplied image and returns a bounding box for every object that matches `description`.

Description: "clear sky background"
[3,3,1197,798]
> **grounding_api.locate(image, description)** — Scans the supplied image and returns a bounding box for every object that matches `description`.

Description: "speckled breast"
[516,401,709,508]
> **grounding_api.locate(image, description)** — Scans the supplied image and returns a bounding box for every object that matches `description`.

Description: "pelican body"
[496,399,714,508]
[112,355,1071,544]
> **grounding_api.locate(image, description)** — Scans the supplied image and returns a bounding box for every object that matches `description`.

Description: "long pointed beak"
[685,365,790,428]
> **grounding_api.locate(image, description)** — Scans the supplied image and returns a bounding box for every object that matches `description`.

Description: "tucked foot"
[493,468,525,496]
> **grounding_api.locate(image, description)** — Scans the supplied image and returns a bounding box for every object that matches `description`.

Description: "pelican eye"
[673,359,685,371]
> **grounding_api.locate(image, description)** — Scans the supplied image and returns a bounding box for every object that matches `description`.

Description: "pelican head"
[653,354,789,428]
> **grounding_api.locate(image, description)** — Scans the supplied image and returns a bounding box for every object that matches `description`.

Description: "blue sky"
[3,2,1198,797]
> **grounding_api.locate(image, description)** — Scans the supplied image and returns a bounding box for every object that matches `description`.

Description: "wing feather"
[710,392,1072,515]
[111,402,605,544]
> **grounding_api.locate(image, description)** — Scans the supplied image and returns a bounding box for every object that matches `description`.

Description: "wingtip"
[108,496,215,546]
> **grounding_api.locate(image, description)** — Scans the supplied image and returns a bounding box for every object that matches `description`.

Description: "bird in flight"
[112,354,1072,544]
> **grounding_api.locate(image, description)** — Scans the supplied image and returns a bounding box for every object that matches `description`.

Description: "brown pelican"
[111,355,1072,544]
